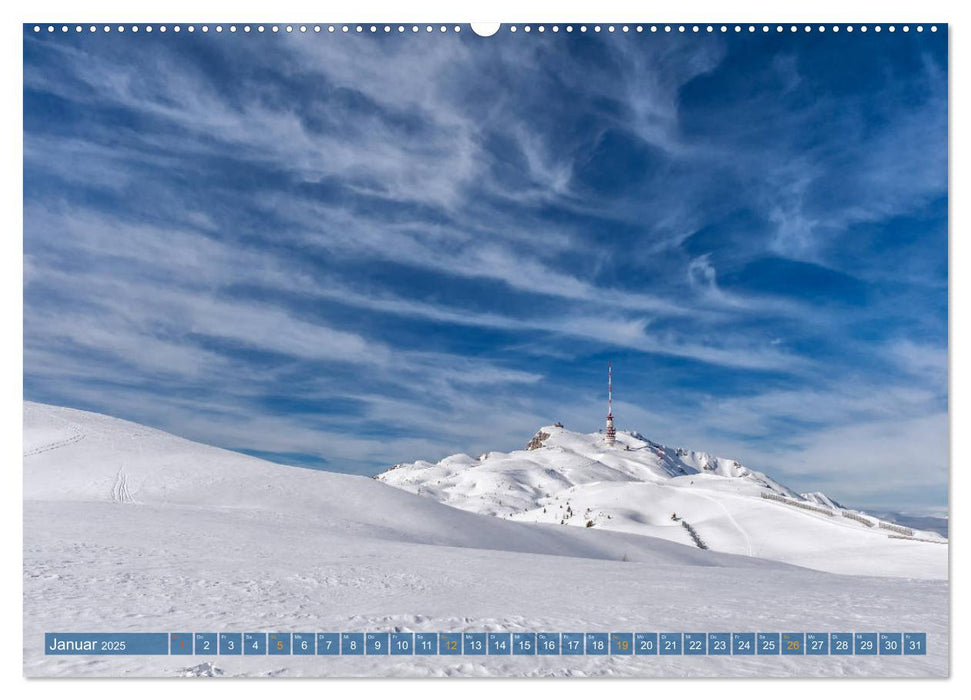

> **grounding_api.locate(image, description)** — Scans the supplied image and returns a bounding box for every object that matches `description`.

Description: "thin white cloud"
[22,31,947,512]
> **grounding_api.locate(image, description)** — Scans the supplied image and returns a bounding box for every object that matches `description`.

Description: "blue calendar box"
[806,632,829,655]
[513,633,536,655]
[635,633,658,655]
[341,633,364,655]
[684,633,706,655]
[488,632,510,655]
[193,633,216,655]
[585,632,609,655]
[879,633,902,655]
[243,633,266,655]
[855,632,878,655]
[219,632,242,655]
[831,633,853,655]
[904,633,926,655]
[610,633,633,655]
[292,633,314,655]
[463,633,486,655]
[44,633,169,655]
[268,633,291,655]
[170,632,193,655]
[757,633,780,655]
[415,633,438,655]
[659,632,682,655]
[733,633,755,655]
[782,633,805,655]
[391,633,414,655]
[561,633,584,655]
[316,633,339,655]
[708,633,730,655]
[439,633,461,655]
[366,632,389,655]
[537,633,560,655]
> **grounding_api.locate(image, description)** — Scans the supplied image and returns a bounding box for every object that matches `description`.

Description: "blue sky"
[23,26,947,512]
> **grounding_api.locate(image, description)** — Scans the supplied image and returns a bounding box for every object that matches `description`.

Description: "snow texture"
[24,404,948,677]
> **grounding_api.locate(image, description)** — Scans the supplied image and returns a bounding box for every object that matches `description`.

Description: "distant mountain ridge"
[866,511,949,538]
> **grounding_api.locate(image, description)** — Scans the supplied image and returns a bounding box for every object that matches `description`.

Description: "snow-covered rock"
[801,491,845,510]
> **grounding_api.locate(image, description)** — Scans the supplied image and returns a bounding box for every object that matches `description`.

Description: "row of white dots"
[32,24,464,33]
[31,24,940,34]
[512,24,938,33]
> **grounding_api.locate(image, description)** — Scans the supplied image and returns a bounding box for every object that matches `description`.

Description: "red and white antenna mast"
[605,362,616,446]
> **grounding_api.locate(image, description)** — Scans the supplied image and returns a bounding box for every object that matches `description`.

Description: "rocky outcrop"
[525,430,551,451]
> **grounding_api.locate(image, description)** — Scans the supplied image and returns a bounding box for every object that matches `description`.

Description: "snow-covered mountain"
[24,404,766,565]
[801,492,845,510]
[23,403,948,677]
[376,424,947,577]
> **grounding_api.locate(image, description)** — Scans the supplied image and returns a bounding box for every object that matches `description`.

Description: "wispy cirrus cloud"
[23,28,947,511]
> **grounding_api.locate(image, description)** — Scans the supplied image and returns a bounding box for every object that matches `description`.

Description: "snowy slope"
[376,425,947,578]
[23,403,772,566]
[23,403,948,678]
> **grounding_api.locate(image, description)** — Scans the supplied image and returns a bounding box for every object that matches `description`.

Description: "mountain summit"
[376,424,946,577]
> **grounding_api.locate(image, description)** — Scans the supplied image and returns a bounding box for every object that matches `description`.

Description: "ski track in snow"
[663,484,753,556]
[23,410,85,457]
[110,468,136,504]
